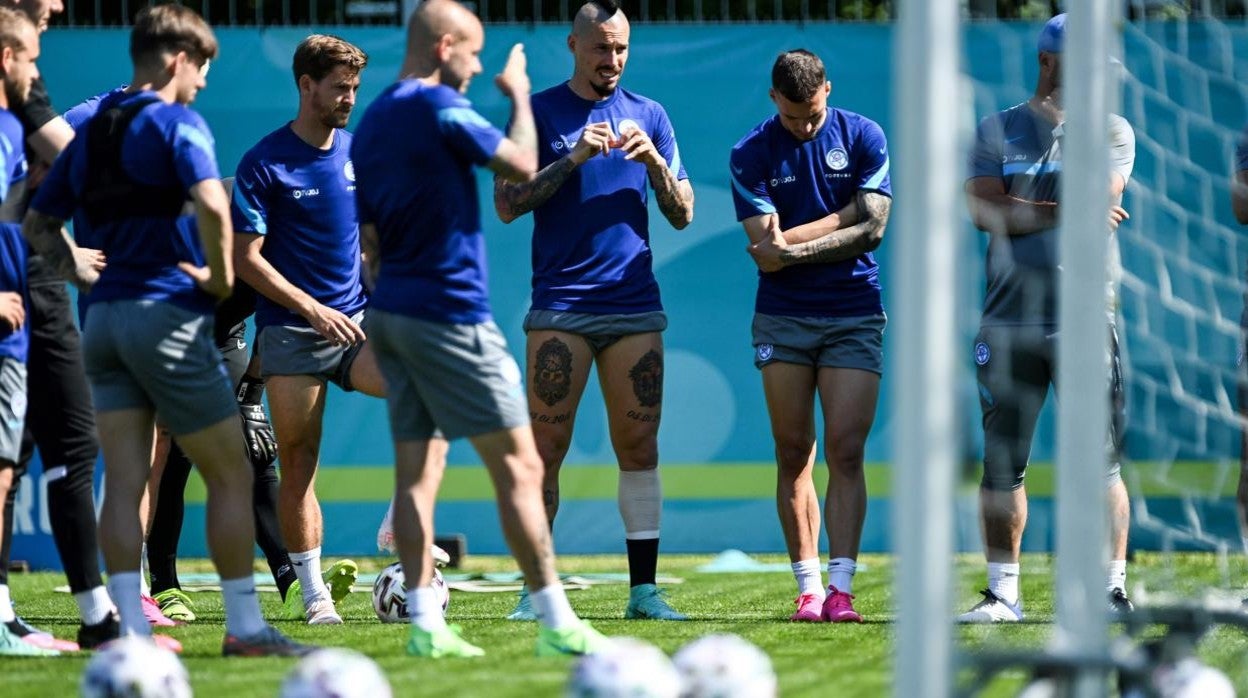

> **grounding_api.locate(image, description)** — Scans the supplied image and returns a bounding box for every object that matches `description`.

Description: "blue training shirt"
[351,80,504,324]
[528,84,687,314]
[729,108,890,318]
[0,108,27,362]
[31,90,222,314]
[231,125,366,330]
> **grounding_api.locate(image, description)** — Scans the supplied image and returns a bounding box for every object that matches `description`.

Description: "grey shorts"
[0,358,26,463]
[751,313,886,374]
[258,310,366,390]
[368,310,528,441]
[82,300,236,436]
[523,309,667,354]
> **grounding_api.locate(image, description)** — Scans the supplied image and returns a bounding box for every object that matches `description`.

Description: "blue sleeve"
[854,119,891,196]
[231,153,270,236]
[0,129,13,203]
[1236,127,1248,173]
[436,98,504,166]
[63,99,97,133]
[29,139,80,220]
[169,110,221,190]
[730,139,775,221]
[968,114,1004,180]
[651,105,687,181]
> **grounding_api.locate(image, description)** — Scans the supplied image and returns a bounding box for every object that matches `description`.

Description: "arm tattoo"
[22,210,86,287]
[648,166,694,229]
[494,155,579,222]
[780,191,891,266]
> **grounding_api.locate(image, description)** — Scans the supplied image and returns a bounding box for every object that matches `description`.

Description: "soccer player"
[231,34,381,625]
[352,0,608,657]
[959,13,1135,622]
[0,5,59,657]
[0,0,117,650]
[729,50,891,623]
[22,4,310,655]
[492,0,694,622]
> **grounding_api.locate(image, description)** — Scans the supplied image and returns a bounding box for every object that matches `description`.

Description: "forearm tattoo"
[780,191,891,266]
[495,156,579,221]
[649,166,694,229]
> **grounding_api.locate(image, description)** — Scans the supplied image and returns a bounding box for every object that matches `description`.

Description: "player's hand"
[495,44,530,99]
[570,122,614,165]
[236,376,277,467]
[615,127,667,170]
[78,247,107,272]
[747,219,788,273]
[304,303,366,346]
[0,292,24,332]
[177,262,232,301]
[1108,204,1129,232]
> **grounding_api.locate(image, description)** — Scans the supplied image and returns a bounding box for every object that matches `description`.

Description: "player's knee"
[825,437,866,474]
[774,439,814,473]
[613,439,657,472]
[533,431,571,469]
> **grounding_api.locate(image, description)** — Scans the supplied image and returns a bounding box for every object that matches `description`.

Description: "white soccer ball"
[372,561,449,623]
[79,636,192,698]
[565,637,681,698]
[1153,658,1235,698]
[279,648,392,698]
[672,634,777,698]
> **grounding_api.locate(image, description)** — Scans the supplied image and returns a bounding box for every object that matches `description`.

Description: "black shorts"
[974,324,1125,491]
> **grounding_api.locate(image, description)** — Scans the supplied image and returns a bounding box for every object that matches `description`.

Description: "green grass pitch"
[2,553,1246,696]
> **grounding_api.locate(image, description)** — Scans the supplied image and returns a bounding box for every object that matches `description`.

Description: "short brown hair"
[772,49,826,102]
[129,4,218,71]
[0,7,32,57]
[292,34,368,85]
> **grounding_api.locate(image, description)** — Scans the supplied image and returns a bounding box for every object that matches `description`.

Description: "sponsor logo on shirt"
[769,175,796,187]
[291,188,320,200]
[825,148,849,171]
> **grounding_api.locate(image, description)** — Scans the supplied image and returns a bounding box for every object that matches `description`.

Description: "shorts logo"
[825,148,849,171]
[756,344,774,362]
[344,161,355,182]
[974,341,990,366]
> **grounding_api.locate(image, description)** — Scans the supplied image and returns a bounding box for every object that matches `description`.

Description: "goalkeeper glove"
[236,375,277,467]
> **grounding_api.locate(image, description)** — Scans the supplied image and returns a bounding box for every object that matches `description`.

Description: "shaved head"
[407,0,479,55]
[572,0,624,38]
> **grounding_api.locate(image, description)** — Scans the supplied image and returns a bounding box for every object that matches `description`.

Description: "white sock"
[0,584,13,623]
[221,577,267,638]
[791,559,823,597]
[618,469,661,539]
[407,586,447,633]
[140,544,151,597]
[107,571,151,637]
[1242,536,1248,555]
[529,583,579,631]
[289,548,330,605]
[828,557,857,595]
[1107,560,1127,592]
[74,586,116,625]
[987,562,1021,606]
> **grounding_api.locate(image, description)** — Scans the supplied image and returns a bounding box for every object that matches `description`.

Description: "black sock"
[147,443,193,595]
[0,482,14,586]
[626,538,659,588]
[253,461,296,600]
[45,458,105,592]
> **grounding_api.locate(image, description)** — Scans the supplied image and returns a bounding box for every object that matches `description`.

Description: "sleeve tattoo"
[648,166,694,230]
[494,155,579,223]
[779,191,890,266]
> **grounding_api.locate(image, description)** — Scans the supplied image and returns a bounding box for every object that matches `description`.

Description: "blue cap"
[1038,13,1066,53]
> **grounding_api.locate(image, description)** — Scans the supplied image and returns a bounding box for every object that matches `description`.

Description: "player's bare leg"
[346,342,387,398]
[597,332,684,620]
[761,362,823,620]
[268,374,344,623]
[96,409,158,638]
[526,331,594,522]
[815,367,878,622]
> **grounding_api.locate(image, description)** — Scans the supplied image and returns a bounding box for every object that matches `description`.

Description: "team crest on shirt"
[344,161,355,182]
[616,119,642,137]
[825,148,849,171]
[974,341,991,366]
[756,344,774,362]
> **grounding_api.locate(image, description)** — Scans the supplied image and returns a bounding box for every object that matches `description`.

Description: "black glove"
[236,375,277,466]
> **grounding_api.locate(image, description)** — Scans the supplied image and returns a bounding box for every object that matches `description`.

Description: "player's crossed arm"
[966,176,1128,236]
[744,190,890,273]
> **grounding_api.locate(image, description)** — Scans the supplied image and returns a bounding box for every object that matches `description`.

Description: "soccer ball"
[672,634,777,698]
[565,638,680,698]
[372,561,449,623]
[279,648,392,698]
[1152,658,1235,698]
[80,636,191,698]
